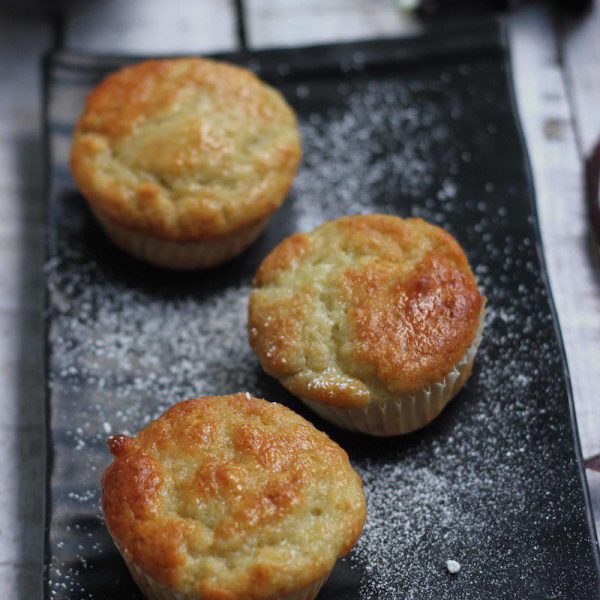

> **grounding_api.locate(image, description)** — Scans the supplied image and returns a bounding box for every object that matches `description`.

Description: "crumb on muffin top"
[71,58,301,241]
[249,214,484,407]
[101,394,365,599]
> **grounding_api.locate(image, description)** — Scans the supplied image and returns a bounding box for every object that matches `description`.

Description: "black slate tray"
[43,19,600,600]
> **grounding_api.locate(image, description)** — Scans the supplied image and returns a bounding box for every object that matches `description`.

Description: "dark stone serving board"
[43,19,600,600]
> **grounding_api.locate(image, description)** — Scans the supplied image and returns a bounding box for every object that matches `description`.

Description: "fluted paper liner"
[93,210,269,270]
[301,314,485,437]
[114,542,330,600]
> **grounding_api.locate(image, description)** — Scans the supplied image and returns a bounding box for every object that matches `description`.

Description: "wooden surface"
[0,1,598,598]
[509,5,600,463]
[0,12,51,599]
[63,0,237,54]
[245,0,422,47]
[559,0,600,155]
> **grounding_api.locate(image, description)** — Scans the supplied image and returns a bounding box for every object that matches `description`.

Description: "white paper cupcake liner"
[301,314,485,437]
[92,209,269,270]
[116,543,330,600]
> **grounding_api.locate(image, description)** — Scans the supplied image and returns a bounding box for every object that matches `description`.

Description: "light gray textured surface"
[0,11,51,600]
[560,0,600,155]
[0,2,598,598]
[64,0,237,54]
[246,0,422,48]
[509,5,600,463]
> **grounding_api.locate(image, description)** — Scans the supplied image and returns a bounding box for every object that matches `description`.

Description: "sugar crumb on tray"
[446,559,461,574]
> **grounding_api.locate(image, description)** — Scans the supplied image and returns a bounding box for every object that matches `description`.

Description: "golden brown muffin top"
[101,394,365,599]
[71,58,301,241]
[249,215,484,408]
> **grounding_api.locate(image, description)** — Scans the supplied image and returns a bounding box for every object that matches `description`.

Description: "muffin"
[101,393,366,600]
[71,58,301,269]
[249,214,485,436]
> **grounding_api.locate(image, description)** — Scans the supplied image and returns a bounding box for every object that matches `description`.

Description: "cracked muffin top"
[249,214,484,408]
[70,58,301,241]
[101,394,365,600]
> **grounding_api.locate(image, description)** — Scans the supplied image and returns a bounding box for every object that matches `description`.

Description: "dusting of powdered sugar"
[290,78,454,232]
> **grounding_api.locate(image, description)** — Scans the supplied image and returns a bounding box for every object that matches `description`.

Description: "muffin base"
[301,315,485,437]
[92,210,269,270]
[118,545,330,600]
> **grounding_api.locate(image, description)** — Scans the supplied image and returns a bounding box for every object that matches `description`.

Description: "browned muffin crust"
[249,214,484,408]
[71,58,301,241]
[102,394,366,599]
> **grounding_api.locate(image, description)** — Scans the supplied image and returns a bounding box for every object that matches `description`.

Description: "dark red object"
[586,139,600,250]
[585,454,600,473]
